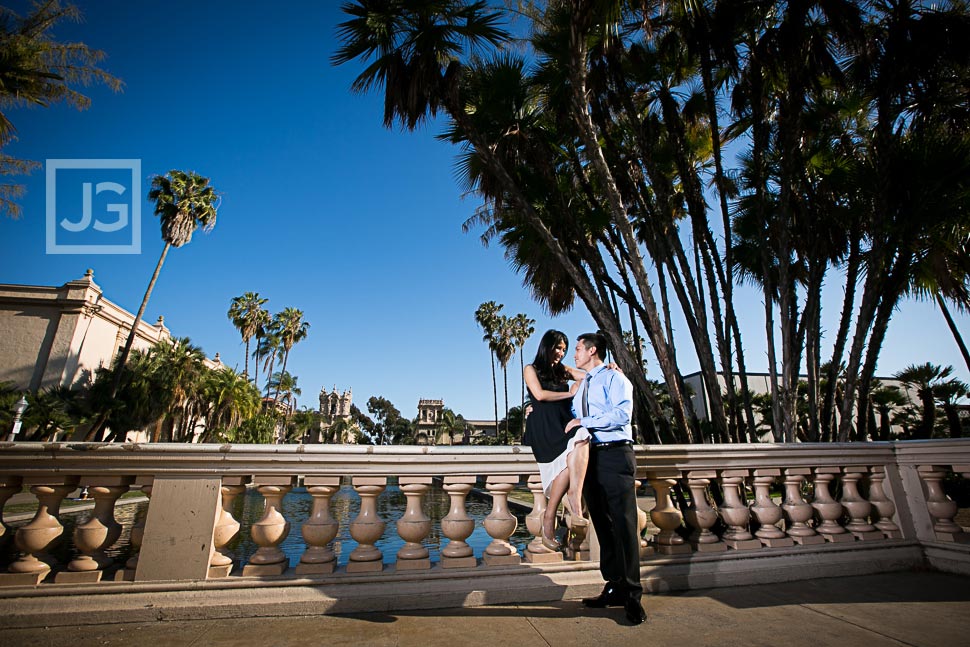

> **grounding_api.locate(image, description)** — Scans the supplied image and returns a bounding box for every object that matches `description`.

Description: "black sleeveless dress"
[523,373,591,494]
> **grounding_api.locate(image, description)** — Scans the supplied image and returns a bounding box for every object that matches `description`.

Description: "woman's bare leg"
[543,470,570,540]
[566,440,589,521]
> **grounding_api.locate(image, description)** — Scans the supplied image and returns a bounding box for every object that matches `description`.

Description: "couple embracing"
[522,330,647,626]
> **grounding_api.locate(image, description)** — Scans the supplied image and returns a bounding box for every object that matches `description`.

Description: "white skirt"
[537,427,591,496]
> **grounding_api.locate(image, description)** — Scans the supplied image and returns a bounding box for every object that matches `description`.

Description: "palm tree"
[869,382,907,442]
[492,314,516,444]
[510,313,535,440]
[894,363,953,440]
[227,293,269,380]
[475,301,503,438]
[0,1,122,218]
[90,170,219,440]
[155,337,208,442]
[436,407,468,445]
[933,378,969,439]
[270,308,309,407]
[198,367,261,442]
[255,328,283,398]
[267,371,301,415]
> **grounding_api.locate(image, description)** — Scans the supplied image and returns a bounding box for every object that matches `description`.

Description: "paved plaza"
[3,571,968,647]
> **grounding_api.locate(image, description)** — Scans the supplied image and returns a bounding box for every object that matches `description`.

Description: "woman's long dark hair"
[531,329,569,384]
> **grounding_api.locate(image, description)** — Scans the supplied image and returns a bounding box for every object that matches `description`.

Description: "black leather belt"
[592,439,633,450]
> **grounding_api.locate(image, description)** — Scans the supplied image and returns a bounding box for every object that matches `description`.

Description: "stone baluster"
[635,479,652,559]
[683,471,725,553]
[209,476,248,578]
[918,465,968,542]
[524,475,561,564]
[57,476,133,583]
[952,465,970,541]
[440,476,477,569]
[749,469,793,548]
[396,476,432,571]
[868,466,902,539]
[346,476,386,573]
[1,476,79,585]
[0,475,22,549]
[119,477,153,581]
[295,476,340,575]
[647,473,690,555]
[719,470,760,550]
[781,468,824,545]
[812,468,852,543]
[242,476,294,576]
[841,467,882,541]
[482,475,520,566]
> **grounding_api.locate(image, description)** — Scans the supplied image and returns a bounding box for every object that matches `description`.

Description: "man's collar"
[587,363,607,379]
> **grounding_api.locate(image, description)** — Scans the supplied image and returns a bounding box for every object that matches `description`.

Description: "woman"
[523,329,590,550]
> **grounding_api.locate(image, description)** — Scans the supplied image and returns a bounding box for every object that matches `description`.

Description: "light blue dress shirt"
[571,363,634,443]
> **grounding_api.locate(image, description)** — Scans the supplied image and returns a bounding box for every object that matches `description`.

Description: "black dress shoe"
[624,599,647,625]
[582,584,626,608]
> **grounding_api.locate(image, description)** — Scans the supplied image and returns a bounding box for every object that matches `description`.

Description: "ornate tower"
[317,386,357,444]
[415,399,444,445]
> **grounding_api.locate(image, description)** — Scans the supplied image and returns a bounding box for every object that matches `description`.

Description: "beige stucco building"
[0,269,177,393]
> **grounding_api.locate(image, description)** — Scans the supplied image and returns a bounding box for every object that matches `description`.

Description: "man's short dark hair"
[577,332,608,361]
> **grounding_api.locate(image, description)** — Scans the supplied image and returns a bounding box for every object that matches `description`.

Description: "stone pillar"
[440,476,477,569]
[782,468,824,545]
[1,476,79,585]
[841,467,882,541]
[296,476,340,575]
[242,476,295,576]
[209,476,249,578]
[0,475,23,548]
[57,476,132,583]
[683,471,725,553]
[135,476,222,582]
[396,476,432,571]
[119,476,153,581]
[719,470,760,550]
[647,473,690,555]
[812,468,852,543]
[868,466,902,539]
[346,476,386,573]
[918,465,968,542]
[482,475,520,566]
[524,475,561,564]
[749,469,793,548]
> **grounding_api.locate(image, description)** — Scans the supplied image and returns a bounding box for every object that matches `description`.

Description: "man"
[564,332,645,625]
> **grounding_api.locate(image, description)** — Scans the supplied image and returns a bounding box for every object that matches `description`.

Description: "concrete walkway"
[4,571,968,647]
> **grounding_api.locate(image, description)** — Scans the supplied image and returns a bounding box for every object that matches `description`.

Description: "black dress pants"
[583,444,642,601]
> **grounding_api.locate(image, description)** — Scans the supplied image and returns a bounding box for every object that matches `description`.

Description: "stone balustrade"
[0,439,967,597]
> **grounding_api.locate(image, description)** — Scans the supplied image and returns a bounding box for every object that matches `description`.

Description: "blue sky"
[1,1,967,421]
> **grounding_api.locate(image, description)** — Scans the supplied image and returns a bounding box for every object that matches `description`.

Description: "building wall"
[681,371,918,439]
[0,270,171,392]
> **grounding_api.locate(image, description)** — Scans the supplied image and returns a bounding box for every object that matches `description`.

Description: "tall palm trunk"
[519,347,525,441]
[937,293,970,374]
[243,338,250,378]
[503,365,510,445]
[87,242,171,440]
[490,352,499,439]
[253,332,261,387]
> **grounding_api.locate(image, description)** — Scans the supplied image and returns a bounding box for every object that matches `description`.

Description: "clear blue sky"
[1,1,967,421]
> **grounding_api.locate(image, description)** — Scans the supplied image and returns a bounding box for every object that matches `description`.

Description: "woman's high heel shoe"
[569,514,590,529]
[541,518,562,551]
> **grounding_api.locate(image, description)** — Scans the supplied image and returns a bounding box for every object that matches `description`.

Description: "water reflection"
[228,484,534,567]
